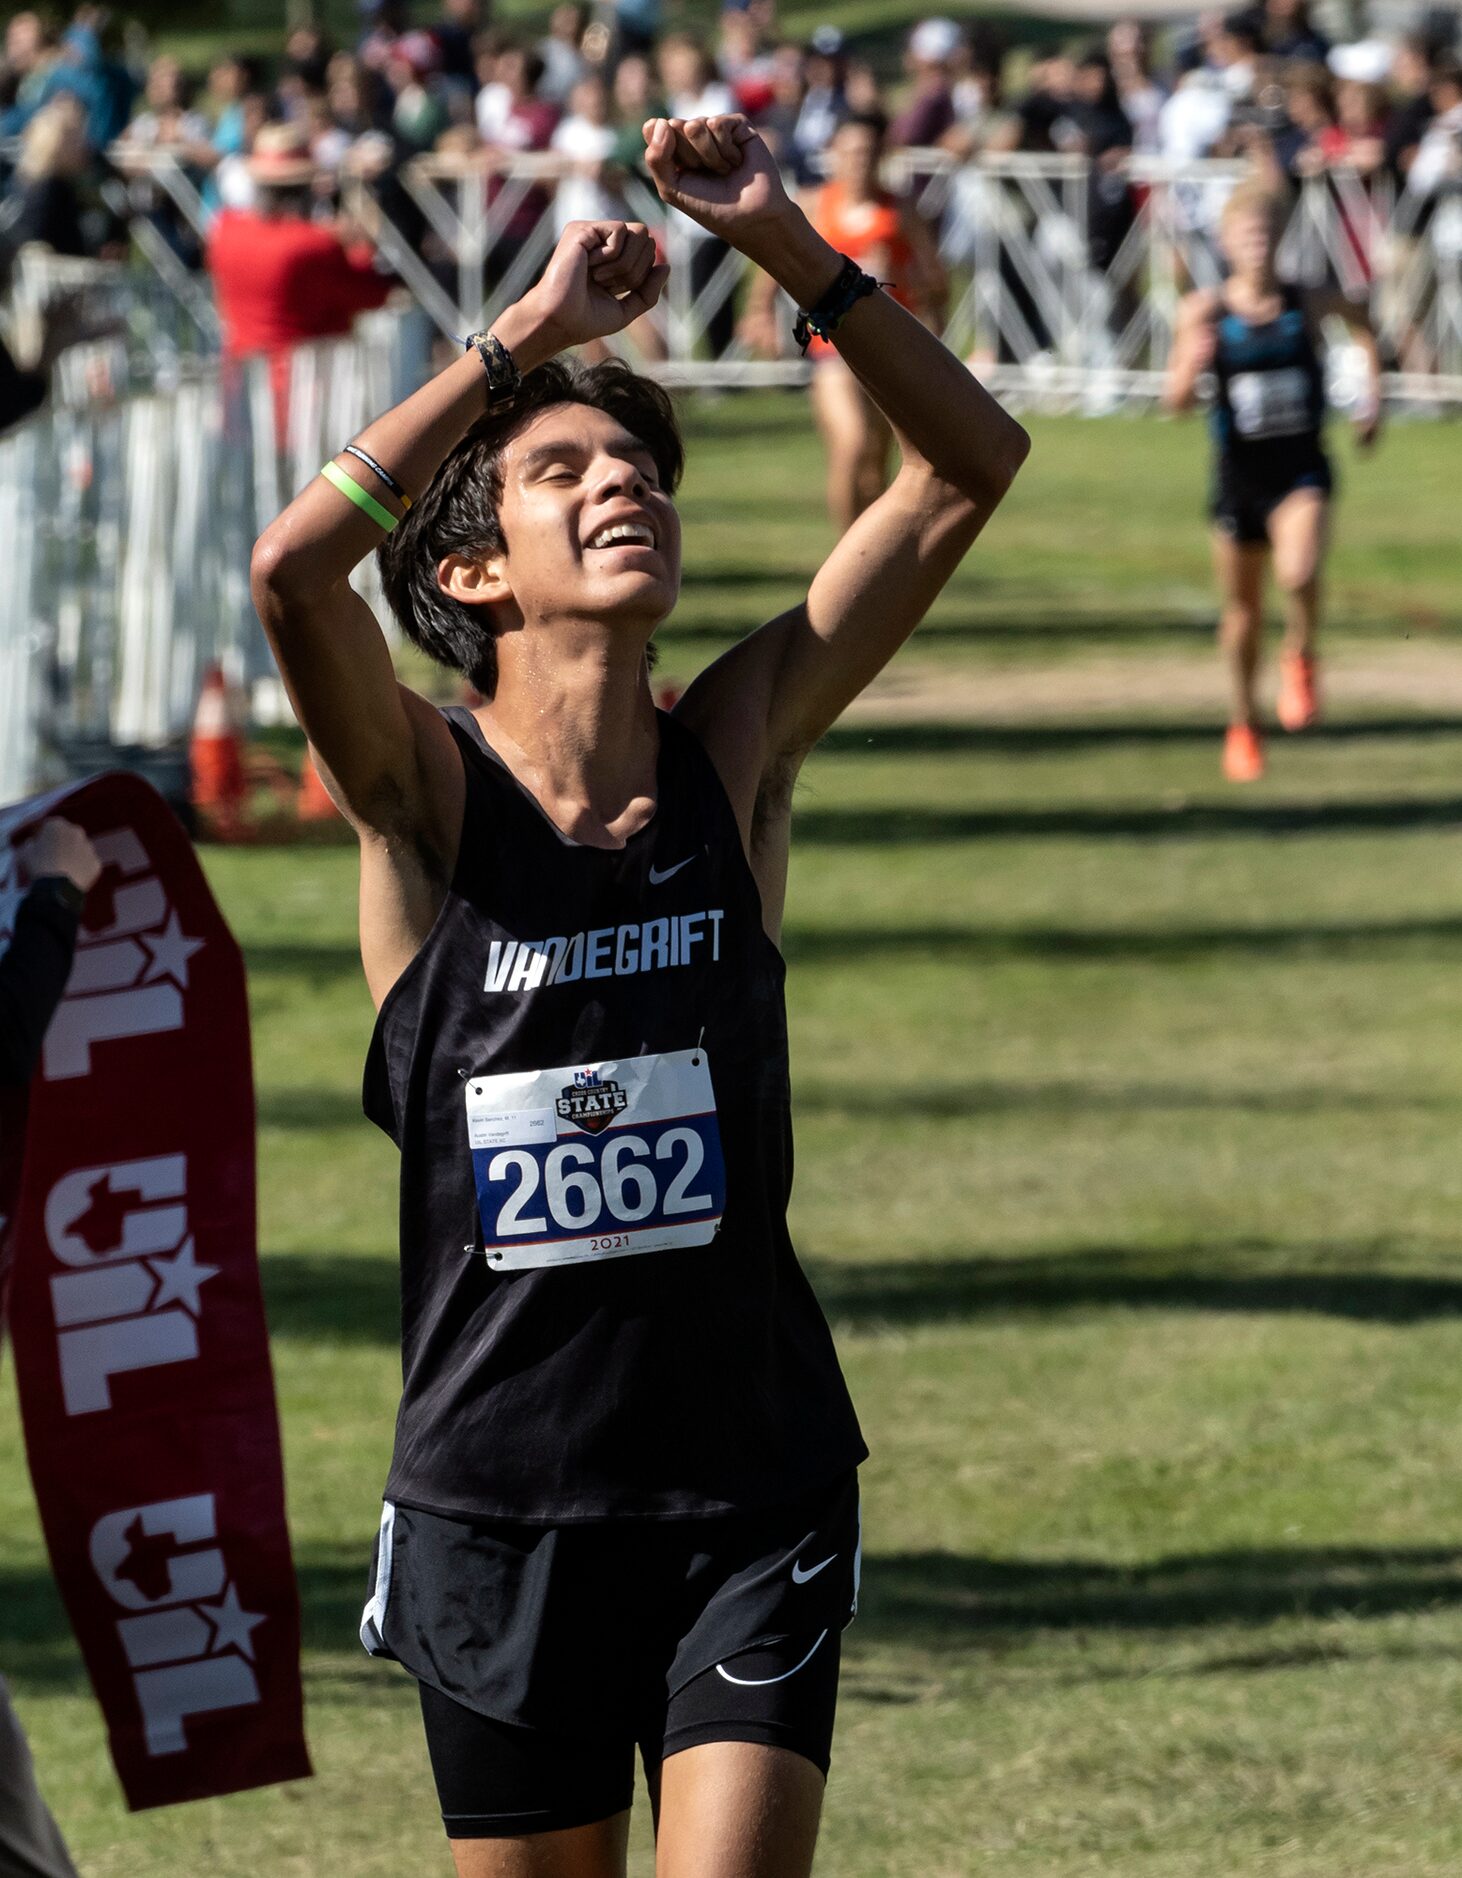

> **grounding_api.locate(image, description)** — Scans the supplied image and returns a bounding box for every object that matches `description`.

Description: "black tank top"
[1210,283,1326,462]
[363,707,867,1523]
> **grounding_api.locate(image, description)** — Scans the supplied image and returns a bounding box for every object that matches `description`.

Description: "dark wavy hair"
[376,358,684,697]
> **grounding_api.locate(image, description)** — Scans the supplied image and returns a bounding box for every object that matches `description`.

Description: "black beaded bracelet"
[342,444,411,510]
[30,874,87,915]
[465,330,522,414]
[793,255,880,355]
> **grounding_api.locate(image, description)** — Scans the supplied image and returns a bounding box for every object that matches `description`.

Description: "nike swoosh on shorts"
[716,1629,828,1685]
[791,1553,836,1584]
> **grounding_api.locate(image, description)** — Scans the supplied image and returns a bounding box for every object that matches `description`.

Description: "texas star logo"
[0,824,204,1082]
[91,1492,267,1758]
[45,1155,219,1417]
[555,1068,628,1135]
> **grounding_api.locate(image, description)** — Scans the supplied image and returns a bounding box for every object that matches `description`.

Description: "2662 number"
[487,1128,713,1238]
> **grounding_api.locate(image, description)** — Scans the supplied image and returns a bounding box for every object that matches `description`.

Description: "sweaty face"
[489,403,682,637]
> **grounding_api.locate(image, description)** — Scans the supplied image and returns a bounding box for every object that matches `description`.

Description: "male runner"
[251,111,1027,1878]
[1165,182,1381,782]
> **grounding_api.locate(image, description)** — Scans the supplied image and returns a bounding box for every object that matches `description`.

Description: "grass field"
[5,405,1462,1875]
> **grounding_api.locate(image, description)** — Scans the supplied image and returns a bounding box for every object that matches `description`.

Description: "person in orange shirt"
[746,111,945,533]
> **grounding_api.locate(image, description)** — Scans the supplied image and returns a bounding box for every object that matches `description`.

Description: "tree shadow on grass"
[790,796,1462,845]
[793,1074,1458,1116]
[814,716,1462,759]
[805,1245,1462,1328]
[854,1546,1462,1655]
[247,1241,1462,1350]
[782,916,1462,966]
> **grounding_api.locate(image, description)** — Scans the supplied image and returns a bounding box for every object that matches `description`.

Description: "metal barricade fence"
[886,149,1462,407]
[41,143,1462,403]
[0,308,430,802]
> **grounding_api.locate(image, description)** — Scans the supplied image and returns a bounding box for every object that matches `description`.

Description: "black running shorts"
[360,1471,860,1840]
[1211,446,1333,545]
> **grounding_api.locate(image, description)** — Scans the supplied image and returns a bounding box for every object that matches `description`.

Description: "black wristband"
[466,330,522,414]
[793,255,880,356]
[342,444,411,510]
[30,874,86,915]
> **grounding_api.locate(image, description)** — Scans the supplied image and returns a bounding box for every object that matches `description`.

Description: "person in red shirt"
[205,122,393,422]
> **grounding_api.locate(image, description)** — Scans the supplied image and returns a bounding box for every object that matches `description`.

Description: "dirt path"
[846,641,1462,723]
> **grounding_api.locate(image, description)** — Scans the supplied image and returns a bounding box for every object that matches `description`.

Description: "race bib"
[465,1048,726,1270]
[1229,366,1310,440]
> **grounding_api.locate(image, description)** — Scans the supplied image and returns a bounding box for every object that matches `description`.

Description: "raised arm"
[643,115,1029,806]
[249,220,667,851]
[1163,290,1219,415]
[249,220,666,998]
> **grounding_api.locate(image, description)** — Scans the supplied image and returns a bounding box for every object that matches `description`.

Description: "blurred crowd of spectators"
[998,7,1462,234]
[0,0,1459,363]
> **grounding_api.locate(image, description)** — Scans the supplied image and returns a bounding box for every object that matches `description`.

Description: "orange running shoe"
[1277,653,1320,732]
[1223,722,1266,783]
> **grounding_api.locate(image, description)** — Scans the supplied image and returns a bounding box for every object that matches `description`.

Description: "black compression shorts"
[420,1628,843,1839]
[361,1471,861,1840]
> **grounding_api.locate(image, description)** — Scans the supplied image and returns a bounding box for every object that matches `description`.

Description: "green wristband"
[320,459,400,532]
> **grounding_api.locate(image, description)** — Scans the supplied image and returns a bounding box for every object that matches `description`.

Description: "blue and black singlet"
[1208,283,1332,536]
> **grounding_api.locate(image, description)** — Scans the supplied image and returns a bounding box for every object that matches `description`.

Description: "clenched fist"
[22,817,102,894]
[525,221,669,354]
[642,115,796,262]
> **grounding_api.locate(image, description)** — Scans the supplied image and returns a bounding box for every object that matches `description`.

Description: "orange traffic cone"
[297,746,340,823]
[189,663,247,838]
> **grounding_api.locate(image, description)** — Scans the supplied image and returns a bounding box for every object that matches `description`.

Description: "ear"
[438,551,512,609]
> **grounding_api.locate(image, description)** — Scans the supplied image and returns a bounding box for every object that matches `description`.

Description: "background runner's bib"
[1228,366,1311,440]
[467,1048,726,1268]
[1210,286,1326,462]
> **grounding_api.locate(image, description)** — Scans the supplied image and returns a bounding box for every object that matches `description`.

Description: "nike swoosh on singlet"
[791,1553,837,1584]
[648,855,696,886]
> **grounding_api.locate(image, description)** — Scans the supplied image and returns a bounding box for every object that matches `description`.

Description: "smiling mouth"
[587,522,656,551]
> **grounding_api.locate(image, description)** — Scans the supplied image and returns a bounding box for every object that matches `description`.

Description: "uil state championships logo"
[555,1068,628,1134]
